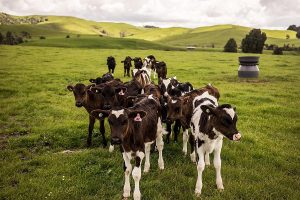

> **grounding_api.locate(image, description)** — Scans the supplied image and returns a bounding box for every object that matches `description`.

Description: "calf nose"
[111,137,121,145]
[233,133,242,141]
[103,104,111,110]
[75,102,82,107]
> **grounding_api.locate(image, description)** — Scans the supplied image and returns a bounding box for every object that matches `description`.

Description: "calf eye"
[221,118,232,126]
[175,107,180,113]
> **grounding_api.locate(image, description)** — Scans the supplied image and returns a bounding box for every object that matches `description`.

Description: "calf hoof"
[217,184,224,191]
[205,162,210,166]
[182,149,187,156]
[195,191,201,197]
[109,145,114,153]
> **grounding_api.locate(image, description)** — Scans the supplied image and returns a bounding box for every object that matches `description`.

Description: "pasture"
[0,45,299,199]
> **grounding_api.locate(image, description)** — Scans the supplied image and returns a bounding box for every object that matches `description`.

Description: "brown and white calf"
[190,91,241,196]
[67,83,107,147]
[91,96,164,200]
[166,84,220,158]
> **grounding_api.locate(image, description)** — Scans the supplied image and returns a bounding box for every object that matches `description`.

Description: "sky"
[1,0,300,29]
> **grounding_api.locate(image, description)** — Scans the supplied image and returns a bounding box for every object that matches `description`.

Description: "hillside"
[1,12,299,48]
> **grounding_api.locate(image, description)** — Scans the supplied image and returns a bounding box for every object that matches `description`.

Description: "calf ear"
[128,110,147,121]
[90,87,102,94]
[89,79,96,83]
[91,109,110,120]
[200,105,217,115]
[67,85,74,91]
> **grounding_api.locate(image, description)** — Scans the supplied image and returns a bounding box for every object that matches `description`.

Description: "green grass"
[0,45,299,199]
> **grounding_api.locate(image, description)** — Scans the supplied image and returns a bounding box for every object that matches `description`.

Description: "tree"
[224,38,237,52]
[6,31,16,45]
[286,34,290,39]
[297,30,300,39]
[273,47,283,55]
[0,32,3,44]
[287,25,297,31]
[241,29,267,53]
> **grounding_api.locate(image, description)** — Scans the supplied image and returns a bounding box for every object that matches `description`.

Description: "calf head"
[166,96,188,122]
[201,104,241,141]
[67,83,91,107]
[91,109,147,144]
[89,77,103,85]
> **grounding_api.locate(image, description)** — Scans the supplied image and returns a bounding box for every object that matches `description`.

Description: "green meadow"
[0,44,299,199]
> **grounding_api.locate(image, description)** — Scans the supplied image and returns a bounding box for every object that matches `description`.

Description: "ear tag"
[99,113,103,118]
[118,90,125,95]
[134,113,142,122]
[206,109,210,113]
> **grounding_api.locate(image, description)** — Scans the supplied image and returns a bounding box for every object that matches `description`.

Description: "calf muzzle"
[111,137,121,145]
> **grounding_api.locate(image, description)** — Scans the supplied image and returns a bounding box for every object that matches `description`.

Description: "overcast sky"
[1,0,299,29]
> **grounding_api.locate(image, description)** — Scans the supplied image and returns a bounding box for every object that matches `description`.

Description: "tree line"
[0,31,31,45]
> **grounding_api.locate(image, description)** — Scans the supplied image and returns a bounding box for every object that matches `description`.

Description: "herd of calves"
[67,55,242,199]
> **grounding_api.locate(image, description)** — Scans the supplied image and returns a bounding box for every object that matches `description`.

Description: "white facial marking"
[171,85,175,89]
[112,109,124,118]
[171,100,177,104]
[224,108,235,119]
[148,94,154,99]
[162,79,171,89]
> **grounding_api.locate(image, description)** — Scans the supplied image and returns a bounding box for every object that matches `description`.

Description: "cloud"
[0,0,299,28]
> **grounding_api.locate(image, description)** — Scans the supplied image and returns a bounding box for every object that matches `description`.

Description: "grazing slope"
[1,13,300,49]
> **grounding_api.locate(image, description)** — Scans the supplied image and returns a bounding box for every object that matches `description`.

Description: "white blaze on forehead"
[162,78,171,88]
[171,100,177,104]
[224,108,235,119]
[112,109,124,118]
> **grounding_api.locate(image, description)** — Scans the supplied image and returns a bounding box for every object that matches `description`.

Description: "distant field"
[1,14,300,49]
[0,45,299,199]
[20,35,181,50]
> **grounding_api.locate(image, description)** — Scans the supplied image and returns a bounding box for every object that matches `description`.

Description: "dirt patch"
[0,130,30,149]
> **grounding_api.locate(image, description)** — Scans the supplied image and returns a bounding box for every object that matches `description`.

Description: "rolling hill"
[1,12,299,49]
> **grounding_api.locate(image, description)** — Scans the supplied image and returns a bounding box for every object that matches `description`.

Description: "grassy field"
[0,45,300,200]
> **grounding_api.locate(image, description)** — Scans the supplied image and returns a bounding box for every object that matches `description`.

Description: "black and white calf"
[91,96,164,200]
[190,91,241,196]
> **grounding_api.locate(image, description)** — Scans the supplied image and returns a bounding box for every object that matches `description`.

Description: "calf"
[167,84,220,159]
[89,73,114,85]
[154,61,167,79]
[190,92,241,196]
[91,96,164,200]
[142,55,156,78]
[107,56,116,74]
[67,83,107,147]
[158,77,181,143]
[121,56,132,77]
[133,69,151,91]
[133,57,143,69]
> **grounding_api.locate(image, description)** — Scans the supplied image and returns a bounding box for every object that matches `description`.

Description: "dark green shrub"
[224,38,237,52]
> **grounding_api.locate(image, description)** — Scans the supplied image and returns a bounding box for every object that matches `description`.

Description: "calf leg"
[127,67,130,77]
[124,67,126,77]
[173,120,181,143]
[156,118,164,170]
[87,116,96,147]
[214,139,224,190]
[195,145,205,196]
[99,119,107,147]
[165,122,171,144]
[122,153,132,198]
[189,134,196,163]
[132,151,145,200]
[143,143,151,173]
[205,152,210,166]
[182,129,189,155]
